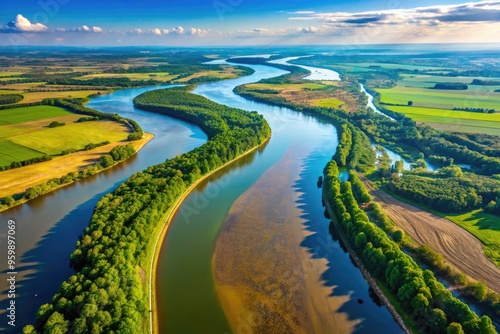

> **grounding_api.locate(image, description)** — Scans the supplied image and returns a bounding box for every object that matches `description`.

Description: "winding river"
[1,59,402,333]
[157,60,401,333]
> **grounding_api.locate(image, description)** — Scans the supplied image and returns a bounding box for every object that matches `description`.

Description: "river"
[0,85,207,332]
[156,60,402,333]
[1,59,401,333]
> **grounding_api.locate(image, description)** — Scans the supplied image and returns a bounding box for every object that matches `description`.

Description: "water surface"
[156,60,401,333]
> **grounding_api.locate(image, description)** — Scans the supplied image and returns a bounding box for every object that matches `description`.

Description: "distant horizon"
[2,41,500,50]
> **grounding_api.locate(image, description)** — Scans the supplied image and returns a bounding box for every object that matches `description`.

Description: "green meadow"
[344,62,452,71]
[377,86,500,110]
[0,105,129,165]
[446,209,500,267]
[0,138,45,166]
[0,106,71,125]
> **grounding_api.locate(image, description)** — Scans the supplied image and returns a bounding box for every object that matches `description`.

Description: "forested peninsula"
[23,87,270,333]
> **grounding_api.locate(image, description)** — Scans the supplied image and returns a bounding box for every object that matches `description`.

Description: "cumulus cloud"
[0,14,48,33]
[71,25,104,33]
[172,26,185,34]
[129,26,207,36]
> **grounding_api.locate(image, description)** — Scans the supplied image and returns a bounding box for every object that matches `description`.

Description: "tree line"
[0,93,23,105]
[434,82,468,90]
[23,88,270,333]
[323,161,496,334]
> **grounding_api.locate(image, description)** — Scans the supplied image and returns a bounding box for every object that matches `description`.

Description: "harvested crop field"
[362,177,500,293]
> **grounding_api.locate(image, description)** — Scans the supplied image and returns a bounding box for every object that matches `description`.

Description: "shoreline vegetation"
[322,186,412,334]
[148,135,270,334]
[23,87,271,333]
[229,58,498,333]
[0,97,147,212]
[323,160,496,334]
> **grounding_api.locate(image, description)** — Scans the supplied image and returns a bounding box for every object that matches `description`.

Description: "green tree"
[22,325,36,334]
[411,293,429,316]
[394,160,404,173]
[355,232,367,250]
[392,229,404,243]
[479,315,496,334]
[428,308,447,334]
[447,322,465,334]
[100,154,114,168]
[43,312,69,334]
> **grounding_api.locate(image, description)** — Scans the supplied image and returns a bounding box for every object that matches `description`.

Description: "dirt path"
[213,146,358,334]
[362,176,500,293]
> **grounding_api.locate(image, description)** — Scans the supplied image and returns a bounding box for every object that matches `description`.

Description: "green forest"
[23,87,270,333]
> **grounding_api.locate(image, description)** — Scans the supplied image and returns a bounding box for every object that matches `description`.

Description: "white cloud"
[289,0,500,26]
[173,26,185,34]
[188,27,208,35]
[127,26,206,36]
[1,14,48,32]
[71,25,104,33]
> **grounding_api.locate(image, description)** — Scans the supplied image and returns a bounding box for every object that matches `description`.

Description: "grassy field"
[246,82,325,91]
[424,122,500,136]
[0,71,23,77]
[446,209,500,267]
[175,68,248,83]
[310,97,344,108]
[0,133,153,199]
[384,105,500,134]
[0,105,71,125]
[243,81,365,113]
[0,90,22,94]
[373,71,500,134]
[0,138,45,166]
[398,74,500,90]
[15,90,107,104]
[377,86,500,110]
[78,73,177,82]
[9,121,129,156]
[344,62,452,71]
[0,105,129,165]
[0,77,24,81]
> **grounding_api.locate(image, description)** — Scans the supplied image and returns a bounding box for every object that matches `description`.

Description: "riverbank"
[322,187,412,334]
[0,133,154,212]
[147,134,271,334]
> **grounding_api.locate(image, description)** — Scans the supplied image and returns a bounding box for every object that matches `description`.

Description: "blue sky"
[1,0,499,46]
